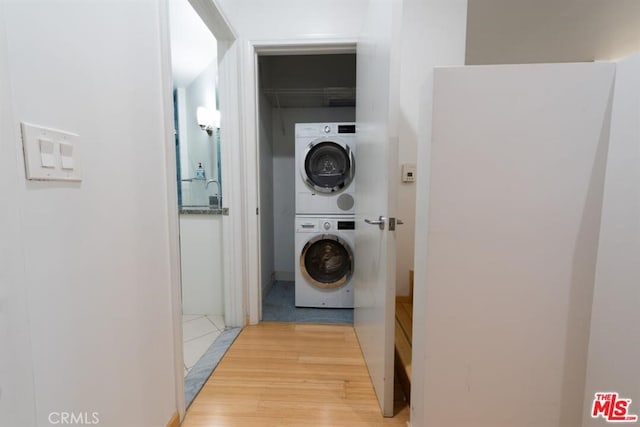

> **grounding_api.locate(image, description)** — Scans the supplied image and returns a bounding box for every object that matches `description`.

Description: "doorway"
[245,40,407,418]
[256,52,357,323]
[167,0,242,412]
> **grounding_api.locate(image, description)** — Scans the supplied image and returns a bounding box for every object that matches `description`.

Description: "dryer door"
[300,234,353,289]
[302,140,355,193]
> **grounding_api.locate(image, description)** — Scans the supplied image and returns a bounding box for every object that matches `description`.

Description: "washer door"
[300,234,353,290]
[302,140,355,193]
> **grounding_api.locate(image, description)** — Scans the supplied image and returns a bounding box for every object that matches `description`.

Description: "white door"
[354,0,402,417]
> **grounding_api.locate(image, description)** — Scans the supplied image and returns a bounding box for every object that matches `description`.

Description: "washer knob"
[323,125,331,134]
[323,221,331,230]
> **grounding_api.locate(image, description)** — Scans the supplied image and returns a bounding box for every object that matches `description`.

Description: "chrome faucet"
[206,180,221,207]
[205,179,218,189]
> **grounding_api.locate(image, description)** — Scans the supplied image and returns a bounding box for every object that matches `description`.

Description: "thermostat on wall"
[401,163,416,183]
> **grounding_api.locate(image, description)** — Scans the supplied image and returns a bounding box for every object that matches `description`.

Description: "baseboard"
[274,271,294,281]
[166,411,180,427]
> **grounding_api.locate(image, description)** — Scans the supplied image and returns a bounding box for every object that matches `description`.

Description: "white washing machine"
[295,215,355,308]
[295,122,356,215]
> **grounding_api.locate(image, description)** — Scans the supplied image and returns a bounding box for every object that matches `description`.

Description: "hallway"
[181,323,409,426]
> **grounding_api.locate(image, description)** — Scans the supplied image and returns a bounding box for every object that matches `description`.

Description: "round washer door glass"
[301,235,353,290]
[303,141,354,193]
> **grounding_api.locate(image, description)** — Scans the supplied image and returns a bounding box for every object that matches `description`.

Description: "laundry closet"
[257,53,357,322]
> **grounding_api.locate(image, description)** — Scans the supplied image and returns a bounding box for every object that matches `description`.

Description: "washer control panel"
[295,217,355,233]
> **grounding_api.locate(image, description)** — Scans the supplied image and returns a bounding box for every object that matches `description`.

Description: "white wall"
[466,0,640,65]
[396,0,640,297]
[215,0,366,320]
[421,62,614,427]
[216,0,366,40]
[403,2,468,422]
[271,107,355,279]
[583,53,640,426]
[259,92,274,295]
[0,1,177,425]
[180,215,224,315]
[395,0,468,297]
[215,0,461,301]
[0,1,36,425]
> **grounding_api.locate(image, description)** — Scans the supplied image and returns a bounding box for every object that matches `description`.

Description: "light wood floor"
[181,323,409,427]
[395,298,413,400]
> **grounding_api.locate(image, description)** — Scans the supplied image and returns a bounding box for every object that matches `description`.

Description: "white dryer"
[295,122,356,215]
[295,215,355,308]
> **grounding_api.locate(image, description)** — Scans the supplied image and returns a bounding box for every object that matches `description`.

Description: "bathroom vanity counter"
[179,206,227,215]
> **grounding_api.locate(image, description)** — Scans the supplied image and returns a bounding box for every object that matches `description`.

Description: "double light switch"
[38,138,55,168]
[21,123,81,181]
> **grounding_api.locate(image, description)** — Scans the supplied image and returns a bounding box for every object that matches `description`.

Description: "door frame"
[243,39,358,324]
[158,0,243,420]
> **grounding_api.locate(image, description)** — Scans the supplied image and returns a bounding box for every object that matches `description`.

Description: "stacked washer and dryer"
[294,123,356,308]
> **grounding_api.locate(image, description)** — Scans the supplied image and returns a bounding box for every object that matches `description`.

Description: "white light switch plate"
[21,122,82,181]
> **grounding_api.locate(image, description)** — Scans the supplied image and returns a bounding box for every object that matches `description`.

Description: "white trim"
[157,0,186,420]
[188,0,236,41]
[242,41,262,324]
[243,38,358,324]
[257,42,356,56]
[218,38,245,328]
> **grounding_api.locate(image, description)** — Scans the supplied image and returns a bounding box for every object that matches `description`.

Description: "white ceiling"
[169,0,217,88]
[168,1,640,88]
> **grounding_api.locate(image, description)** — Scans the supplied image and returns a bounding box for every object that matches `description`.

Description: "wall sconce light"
[196,107,221,136]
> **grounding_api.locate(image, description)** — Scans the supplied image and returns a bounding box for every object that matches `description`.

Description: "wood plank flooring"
[394,269,413,401]
[181,323,409,427]
[394,301,413,401]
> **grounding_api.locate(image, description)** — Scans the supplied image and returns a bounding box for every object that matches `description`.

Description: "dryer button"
[323,125,331,134]
[323,221,331,230]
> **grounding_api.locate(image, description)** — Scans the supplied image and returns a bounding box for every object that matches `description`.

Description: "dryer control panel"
[295,122,356,138]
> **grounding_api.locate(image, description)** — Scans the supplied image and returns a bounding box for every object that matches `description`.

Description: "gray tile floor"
[182,315,225,376]
[262,281,353,323]
[184,326,241,408]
